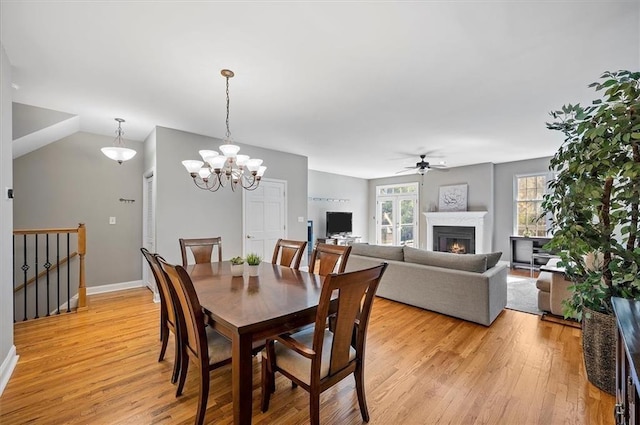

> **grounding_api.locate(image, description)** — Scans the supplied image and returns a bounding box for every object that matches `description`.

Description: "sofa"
[535,257,572,316]
[344,244,508,326]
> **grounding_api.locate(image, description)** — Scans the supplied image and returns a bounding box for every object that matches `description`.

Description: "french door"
[376,183,418,247]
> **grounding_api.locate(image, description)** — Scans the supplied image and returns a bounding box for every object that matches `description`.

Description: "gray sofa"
[344,244,508,326]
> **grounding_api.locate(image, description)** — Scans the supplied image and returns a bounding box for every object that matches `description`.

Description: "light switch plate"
[109,217,116,225]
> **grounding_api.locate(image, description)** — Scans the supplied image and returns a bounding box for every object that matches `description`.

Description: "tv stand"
[317,235,361,246]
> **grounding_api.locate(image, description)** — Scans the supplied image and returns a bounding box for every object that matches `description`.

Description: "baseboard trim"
[0,345,19,396]
[87,280,146,296]
[53,280,149,314]
[146,282,160,303]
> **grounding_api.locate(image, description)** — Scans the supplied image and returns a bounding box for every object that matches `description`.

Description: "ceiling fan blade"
[430,167,449,172]
[395,169,415,175]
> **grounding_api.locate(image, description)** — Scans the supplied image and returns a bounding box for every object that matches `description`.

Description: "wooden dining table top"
[186,261,326,335]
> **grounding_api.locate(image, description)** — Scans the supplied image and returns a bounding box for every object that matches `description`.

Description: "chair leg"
[355,365,370,422]
[261,356,272,412]
[195,361,209,425]
[176,353,189,397]
[309,389,321,425]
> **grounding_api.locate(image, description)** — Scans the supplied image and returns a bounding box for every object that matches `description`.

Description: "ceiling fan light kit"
[396,154,448,175]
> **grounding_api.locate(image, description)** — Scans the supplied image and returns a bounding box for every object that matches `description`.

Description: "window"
[514,174,548,237]
[376,183,418,246]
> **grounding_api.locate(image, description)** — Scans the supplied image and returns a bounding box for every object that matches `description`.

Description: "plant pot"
[230,264,244,277]
[582,307,616,395]
[247,264,260,277]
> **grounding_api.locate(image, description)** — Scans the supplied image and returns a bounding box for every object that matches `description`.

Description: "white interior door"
[243,179,287,261]
[143,172,158,301]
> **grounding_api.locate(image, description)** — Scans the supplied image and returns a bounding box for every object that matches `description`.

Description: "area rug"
[506,276,543,316]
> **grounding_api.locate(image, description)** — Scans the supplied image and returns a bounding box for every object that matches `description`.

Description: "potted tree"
[246,253,262,277]
[230,256,245,277]
[542,70,640,395]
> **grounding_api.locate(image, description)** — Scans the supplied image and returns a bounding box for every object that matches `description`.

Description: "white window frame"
[513,172,555,237]
[375,182,419,246]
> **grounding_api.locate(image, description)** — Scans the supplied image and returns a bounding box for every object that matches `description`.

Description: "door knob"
[246,235,252,239]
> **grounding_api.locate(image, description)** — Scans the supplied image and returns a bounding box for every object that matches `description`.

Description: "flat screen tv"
[326,211,352,236]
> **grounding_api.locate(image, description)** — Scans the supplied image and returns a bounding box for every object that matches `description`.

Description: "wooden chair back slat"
[141,248,177,326]
[179,237,222,267]
[158,258,207,359]
[313,264,387,377]
[271,239,308,269]
[309,243,352,276]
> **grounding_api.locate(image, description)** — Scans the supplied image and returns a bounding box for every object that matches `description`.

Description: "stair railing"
[12,223,86,321]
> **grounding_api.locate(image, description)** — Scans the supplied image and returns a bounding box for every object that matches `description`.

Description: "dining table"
[186,261,327,425]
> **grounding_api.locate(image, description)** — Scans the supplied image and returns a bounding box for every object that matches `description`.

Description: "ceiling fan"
[397,154,448,175]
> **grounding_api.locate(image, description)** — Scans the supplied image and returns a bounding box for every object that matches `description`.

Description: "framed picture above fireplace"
[438,184,468,212]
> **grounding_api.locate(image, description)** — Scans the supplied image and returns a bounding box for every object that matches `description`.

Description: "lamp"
[182,69,266,192]
[101,118,136,164]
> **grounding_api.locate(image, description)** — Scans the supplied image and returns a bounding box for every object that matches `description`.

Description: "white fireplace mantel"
[423,211,491,254]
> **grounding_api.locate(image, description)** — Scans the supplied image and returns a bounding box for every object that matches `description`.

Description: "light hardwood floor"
[0,288,614,424]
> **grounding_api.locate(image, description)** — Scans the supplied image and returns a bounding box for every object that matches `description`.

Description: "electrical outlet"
[298,216,305,223]
[109,217,116,225]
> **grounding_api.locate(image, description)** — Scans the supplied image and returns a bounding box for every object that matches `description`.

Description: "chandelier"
[182,69,266,192]
[101,118,136,164]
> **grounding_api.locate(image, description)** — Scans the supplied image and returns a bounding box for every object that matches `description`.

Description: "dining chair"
[157,257,233,425]
[179,237,222,267]
[271,239,308,269]
[260,263,388,425]
[140,248,181,384]
[309,243,352,276]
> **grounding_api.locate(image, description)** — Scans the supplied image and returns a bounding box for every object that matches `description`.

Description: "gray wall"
[494,156,552,262]
[13,132,144,286]
[12,103,75,140]
[308,170,368,244]
[154,126,308,265]
[1,43,15,394]
[367,163,494,249]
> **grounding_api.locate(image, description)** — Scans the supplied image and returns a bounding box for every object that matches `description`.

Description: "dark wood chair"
[271,239,308,269]
[157,257,233,425]
[309,243,352,276]
[140,248,180,384]
[179,237,222,267]
[261,263,388,425]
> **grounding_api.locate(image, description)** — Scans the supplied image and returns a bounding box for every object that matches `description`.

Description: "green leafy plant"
[245,253,262,266]
[230,256,244,265]
[542,70,640,320]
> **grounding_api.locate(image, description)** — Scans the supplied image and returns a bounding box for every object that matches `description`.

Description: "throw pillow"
[403,246,487,273]
[485,252,502,269]
[350,243,404,261]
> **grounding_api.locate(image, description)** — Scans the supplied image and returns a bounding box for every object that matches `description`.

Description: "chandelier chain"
[225,75,231,140]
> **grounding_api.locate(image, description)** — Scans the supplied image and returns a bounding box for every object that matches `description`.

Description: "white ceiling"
[2,1,638,179]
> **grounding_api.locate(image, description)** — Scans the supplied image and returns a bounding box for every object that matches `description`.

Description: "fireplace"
[433,226,476,254]
[424,211,490,254]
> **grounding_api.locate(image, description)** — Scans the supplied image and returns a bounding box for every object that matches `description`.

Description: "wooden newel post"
[77,223,88,312]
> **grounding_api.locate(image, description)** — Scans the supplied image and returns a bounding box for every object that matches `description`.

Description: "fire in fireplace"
[433,226,475,254]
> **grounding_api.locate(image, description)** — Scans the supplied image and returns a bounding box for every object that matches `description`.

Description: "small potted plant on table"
[246,253,262,277]
[230,256,245,277]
